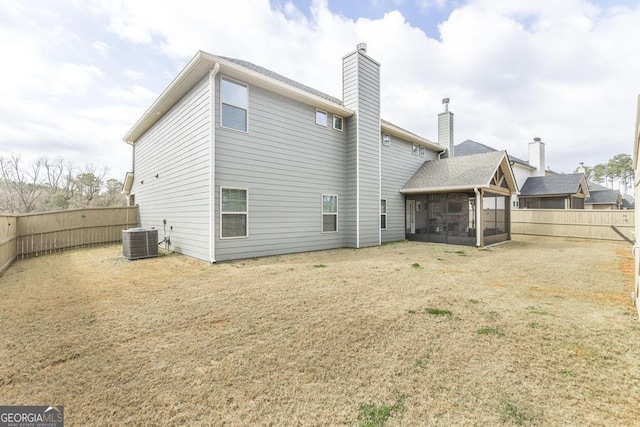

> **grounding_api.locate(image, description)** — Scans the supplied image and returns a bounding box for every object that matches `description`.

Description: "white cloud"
[1,0,639,183]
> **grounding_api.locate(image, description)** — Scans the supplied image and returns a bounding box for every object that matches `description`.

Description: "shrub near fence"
[0,206,139,274]
[511,209,635,241]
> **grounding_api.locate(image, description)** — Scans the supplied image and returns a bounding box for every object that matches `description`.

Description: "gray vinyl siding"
[214,75,348,261]
[131,76,211,260]
[342,50,381,248]
[381,135,438,242]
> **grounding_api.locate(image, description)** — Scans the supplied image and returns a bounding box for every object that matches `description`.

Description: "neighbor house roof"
[401,150,517,194]
[519,173,589,197]
[622,194,635,208]
[455,140,532,168]
[585,189,622,205]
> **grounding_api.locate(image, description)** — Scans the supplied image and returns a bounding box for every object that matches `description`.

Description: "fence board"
[0,215,18,275]
[512,209,635,241]
[16,206,139,258]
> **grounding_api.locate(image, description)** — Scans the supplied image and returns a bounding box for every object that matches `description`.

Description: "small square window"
[316,110,327,126]
[419,146,425,157]
[412,144,419,155]
[382,134,391,146]
[333,115,343,131]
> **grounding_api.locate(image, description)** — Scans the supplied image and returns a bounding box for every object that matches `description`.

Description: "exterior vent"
[122,228,159,260]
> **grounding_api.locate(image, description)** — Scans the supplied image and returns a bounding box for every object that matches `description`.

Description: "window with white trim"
[322,194,338,232]
[221,188,248,238]
[316,109,328,126]
[221,77,248,132]
[382,133,391,146]
[381,199,387,230]
[419,146,426,157]
[412,143,419,155]
[332,115,343,131]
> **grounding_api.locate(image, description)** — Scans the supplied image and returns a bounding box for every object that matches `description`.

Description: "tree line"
[0,155,126,214]
[576,153,634,193]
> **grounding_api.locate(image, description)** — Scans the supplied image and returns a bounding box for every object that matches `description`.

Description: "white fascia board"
[401,184,489,194]
[381,120,443,153]
[121,171,134,195]
[124,51,353,144]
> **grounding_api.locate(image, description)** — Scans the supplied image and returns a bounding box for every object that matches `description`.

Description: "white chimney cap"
[357,42,367,53]
[533,137,541,142]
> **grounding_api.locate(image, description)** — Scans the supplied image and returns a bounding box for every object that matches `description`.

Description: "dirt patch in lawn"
[1,236,639,426]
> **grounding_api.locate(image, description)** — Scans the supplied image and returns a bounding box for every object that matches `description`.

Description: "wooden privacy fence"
[0,206,139,274]
[511,209,635,241]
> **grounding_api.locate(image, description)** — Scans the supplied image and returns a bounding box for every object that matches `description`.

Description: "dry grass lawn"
[1,236,639,426]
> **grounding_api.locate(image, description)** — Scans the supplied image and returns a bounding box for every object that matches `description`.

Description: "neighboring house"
[622,194,635,209]
[456,138,593,209]
[585,181,622,210]
[122,44,517,262]
[518,174,589,209]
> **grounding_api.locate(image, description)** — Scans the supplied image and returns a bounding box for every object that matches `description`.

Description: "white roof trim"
[381,120,443,152]
[124,51,353,144]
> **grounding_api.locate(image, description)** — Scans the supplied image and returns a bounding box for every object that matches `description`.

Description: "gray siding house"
[123,44,516,262]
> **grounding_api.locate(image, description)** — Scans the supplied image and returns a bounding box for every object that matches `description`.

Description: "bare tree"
[76,165,107,206]
[42,158,77,210]
[0,155,45,213]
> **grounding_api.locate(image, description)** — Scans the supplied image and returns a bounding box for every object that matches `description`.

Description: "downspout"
[438,148,447,159]
[474,187,482,247]
[209,63,220,263]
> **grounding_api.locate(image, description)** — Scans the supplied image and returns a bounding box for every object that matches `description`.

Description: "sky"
[1,0,639,182]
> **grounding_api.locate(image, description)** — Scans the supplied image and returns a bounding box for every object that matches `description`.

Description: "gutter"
[209,63,220,264]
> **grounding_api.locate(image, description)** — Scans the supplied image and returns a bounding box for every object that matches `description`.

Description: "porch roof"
[401,151,517,194]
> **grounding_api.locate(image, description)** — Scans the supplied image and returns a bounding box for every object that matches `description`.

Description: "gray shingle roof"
[455,139,529,166]
[622,194,635,208]
[519,173,585,196]
[219,56,343,105]
[585,189,621,205]
[402,150,508,192]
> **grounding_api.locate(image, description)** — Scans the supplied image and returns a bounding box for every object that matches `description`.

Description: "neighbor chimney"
[528,137,546,176]
[438,98,454,157]
[577,162,586,174]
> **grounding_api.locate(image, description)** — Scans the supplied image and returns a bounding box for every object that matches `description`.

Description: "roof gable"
[401,151,517,194]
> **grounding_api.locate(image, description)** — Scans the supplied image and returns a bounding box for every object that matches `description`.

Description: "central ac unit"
[122,228,159,260]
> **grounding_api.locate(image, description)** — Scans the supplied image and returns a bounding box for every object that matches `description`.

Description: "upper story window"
[412,144,419,155]
[420,146,426,157]
[382,134,391,146]
[221,77,248,132]
[333,115,343,131]
[316,109,328,126]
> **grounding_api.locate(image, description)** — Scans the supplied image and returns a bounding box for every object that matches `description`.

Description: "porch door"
[406,200,415,234]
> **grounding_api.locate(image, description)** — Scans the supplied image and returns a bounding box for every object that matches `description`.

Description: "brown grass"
[1,236,639,426]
